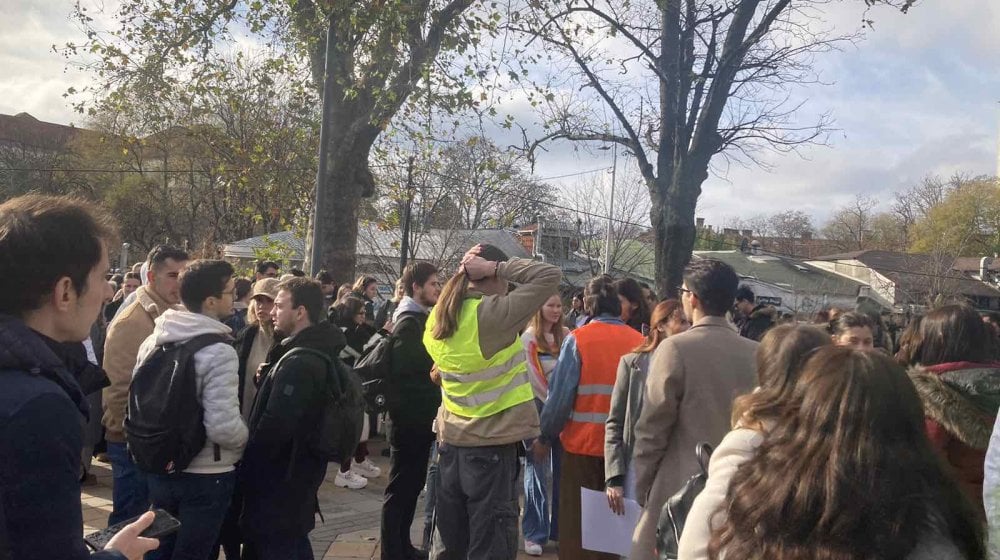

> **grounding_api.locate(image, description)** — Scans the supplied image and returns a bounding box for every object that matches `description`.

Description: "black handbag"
[655,442,714,560]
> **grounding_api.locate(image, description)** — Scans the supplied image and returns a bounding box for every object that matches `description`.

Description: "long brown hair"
[730,324,830,429]
[917,303,994,365]
[431,244,508,340]
[527,294,566,356]
[633,299,682,354]
[709,348,984,560]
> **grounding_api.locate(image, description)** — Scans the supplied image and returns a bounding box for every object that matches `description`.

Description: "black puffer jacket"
[239,321,346,540]
[737,305,776,342]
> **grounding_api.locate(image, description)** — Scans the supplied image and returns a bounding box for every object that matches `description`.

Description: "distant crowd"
[2,193,1000,560]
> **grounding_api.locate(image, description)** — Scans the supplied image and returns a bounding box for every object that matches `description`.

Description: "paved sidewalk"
[82,439,558,559]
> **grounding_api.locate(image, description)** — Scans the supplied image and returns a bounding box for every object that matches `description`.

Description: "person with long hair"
[605,299,688,515]
[423,244,561,559]
[895,315,924,367]
[520,294,570,556]
[677,324,830,559]
[908,303,1000,513]
[706,347,984,560]
[352,275,380,326]
[615,278,651,333]
[534,276,645,560]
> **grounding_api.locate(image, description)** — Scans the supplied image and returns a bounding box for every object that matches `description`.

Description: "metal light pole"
[399,157,415,274]
[309,18,337,276]
[603,143,618,274]
[119,243,130,272]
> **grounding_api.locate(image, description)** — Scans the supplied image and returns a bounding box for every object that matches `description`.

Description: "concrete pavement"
[81,439,557,559]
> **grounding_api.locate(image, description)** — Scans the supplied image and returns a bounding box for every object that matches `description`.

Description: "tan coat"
[630,316,757,560]
[101,285,176,442]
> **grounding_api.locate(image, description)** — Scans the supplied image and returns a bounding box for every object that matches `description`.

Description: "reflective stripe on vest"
[560,320,645,457]
[424,297,534,418]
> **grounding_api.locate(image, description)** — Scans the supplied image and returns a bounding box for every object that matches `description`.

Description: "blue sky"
[2,0,998,229]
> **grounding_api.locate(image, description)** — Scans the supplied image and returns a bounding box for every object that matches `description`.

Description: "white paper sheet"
[580,487,643,556]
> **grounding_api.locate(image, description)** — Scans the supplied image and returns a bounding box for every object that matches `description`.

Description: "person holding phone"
[0,195,160,559]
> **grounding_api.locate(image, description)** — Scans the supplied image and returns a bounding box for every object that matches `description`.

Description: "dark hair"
[179,260,234,313]
[431,244,509,340]
[683,259,738,316]
[734,284,755,303]
[401,262,439,297]
[709,348,984,560]
[256,260,279,275]
[277,277,325,325]
[894,315,924,367]
[147,244,189,273]
[584,275,621,317]
[111,273,124,285]
[0,195,116,316]
[572,290,584,301]
[730,324,831,429]
[233,278,252,301]
[332,296,366,328]
[315,270,334,284]
[289,268,306,277]
[123,272,141,283]
[614,278,651,329]
[829,311,873,337]
[917,304,994,365]
[352,276,378,293]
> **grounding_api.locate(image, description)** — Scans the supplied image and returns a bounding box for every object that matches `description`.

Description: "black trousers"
[430,443,520,560]
[381,421,435,560]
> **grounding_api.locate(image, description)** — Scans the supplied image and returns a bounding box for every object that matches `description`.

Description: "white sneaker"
[334,470,368,489]
[351,458,382,478]
[524,540,543,556]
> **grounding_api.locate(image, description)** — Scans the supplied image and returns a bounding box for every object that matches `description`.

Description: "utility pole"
[309,18,337,276]
[603,143,617,274]
[399,156,416,274]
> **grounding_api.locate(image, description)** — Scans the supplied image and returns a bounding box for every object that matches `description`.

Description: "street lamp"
[598,144,618,274]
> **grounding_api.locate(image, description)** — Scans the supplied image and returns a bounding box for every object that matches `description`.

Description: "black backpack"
[125,333,229,475]
[352,313,419,414]
[269,347,365,463]
[655,442,714,560]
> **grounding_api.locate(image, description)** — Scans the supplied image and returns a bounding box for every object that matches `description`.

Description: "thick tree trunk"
[651,164,707,298]
[308,130,377,285]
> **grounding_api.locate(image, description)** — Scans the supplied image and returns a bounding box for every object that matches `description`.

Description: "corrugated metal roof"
[694,250,864,297]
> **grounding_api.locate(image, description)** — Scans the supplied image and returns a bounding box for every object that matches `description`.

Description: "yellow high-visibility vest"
[424,297,533,418]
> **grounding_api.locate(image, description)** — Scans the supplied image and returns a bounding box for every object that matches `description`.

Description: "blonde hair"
[431,272,470,340]
[528,295,566,356]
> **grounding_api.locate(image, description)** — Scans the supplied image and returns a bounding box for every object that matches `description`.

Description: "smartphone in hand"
[84,508,180,551]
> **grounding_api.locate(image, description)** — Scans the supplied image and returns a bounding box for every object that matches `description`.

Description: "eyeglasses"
[677,287,694,296]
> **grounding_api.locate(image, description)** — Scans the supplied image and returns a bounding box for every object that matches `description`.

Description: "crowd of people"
[3,193,1000,560]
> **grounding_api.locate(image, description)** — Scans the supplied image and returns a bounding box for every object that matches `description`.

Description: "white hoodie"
[134,308,248,474]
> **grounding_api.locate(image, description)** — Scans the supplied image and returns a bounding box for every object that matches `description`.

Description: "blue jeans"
[522,436,561,545]
[146,470,236,560]
[107,441,149,525]
[247,536,314,560]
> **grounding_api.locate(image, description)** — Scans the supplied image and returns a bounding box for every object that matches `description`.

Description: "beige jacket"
[101,285,176,442]
[435,258,562,447]
[630,316,757,560]
[677,427,762,560]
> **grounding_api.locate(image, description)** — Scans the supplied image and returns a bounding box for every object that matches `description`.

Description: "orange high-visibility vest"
[560,320,644,457]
